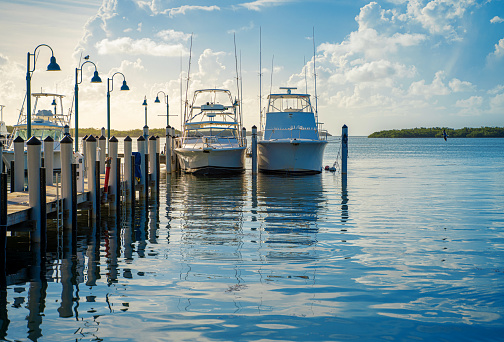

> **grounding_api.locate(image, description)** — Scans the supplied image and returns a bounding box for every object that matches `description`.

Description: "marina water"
[2,137,503,341]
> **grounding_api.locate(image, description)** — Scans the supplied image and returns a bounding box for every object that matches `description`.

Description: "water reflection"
[256,173,324,253]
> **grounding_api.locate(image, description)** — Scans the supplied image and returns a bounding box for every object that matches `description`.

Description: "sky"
[0,0,503,136]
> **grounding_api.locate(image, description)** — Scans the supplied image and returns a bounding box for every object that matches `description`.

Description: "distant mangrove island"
[368,127,504,138]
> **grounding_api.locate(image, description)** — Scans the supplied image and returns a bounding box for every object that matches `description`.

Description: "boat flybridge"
[258,87,328,173]
[175,89,246,174]
[2,92,70,170]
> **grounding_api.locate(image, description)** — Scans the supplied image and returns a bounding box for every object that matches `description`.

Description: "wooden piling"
[342,124,348,175]
[252,125,257,174]
[60,135,73,228]
[27,136,42,242]
[14,136,24,192]
[137,136,146,199]
[165,126,172,174]
[109,136,118,212]
[124,136,133,203]
[86,135,98,220]
[43,136,54,186]
[99,134,106,174]
[149,136,157,194]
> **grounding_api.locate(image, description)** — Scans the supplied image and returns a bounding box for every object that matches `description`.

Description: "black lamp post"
[75,60,102,151]
[26,44,61,138]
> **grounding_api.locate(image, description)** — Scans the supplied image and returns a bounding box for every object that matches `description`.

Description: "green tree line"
[3,126,180,138]
[368,127,504,138]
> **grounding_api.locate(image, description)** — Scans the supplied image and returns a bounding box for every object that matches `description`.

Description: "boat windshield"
[267,95,312,113]
[186,128,237,138]
[14,128,64,141]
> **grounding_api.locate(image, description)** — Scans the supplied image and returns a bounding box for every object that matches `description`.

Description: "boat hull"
[258,139,327,174]
[175,147,245,175]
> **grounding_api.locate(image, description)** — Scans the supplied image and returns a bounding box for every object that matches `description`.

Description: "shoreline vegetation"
[368,127,504,138]
[4,126,332,138]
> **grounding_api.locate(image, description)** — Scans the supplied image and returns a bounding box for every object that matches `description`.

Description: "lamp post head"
[47,56,61,71]
[91,70,102,83]
[154,96,161,103]
[51,98,57,106]
[142,96,148,106]
[120,80,130,91]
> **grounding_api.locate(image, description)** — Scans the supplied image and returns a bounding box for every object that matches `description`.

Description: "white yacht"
[175,89,246,174]
[258,87,327,174]
[2,93,69,170]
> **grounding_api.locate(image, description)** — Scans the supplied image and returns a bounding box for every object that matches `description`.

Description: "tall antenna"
[240,50,243,128]
[259,27,263,130]
[304,56,308,93]
[269,55,274,96]
[313,27,318,116]
[184,34,193,125]
[233,33,240,104]
[180,53,183,130]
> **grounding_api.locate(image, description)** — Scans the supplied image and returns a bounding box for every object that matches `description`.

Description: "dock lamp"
[154,91,173,127]
[26,44,61,138]
[106,72,129,149]
[142,96,148,127]
[75,60,102,151]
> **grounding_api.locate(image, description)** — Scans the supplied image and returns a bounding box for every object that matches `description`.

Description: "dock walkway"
[5,175,107,227]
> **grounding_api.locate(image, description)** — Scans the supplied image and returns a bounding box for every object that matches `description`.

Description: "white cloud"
[490,16,504,24]
[95,37,188,56]
[156,29,192,42]
[488,84,504,95]
[456,95,483,108]
[489,38,504,58]
[345,60,415,84]
[449,78,475,92]
[489,93,504,113]
[408,71,451,98]
[455,95,483,116]
[161,5,220,18]
[405,0,475,40]
[238,0,291,11]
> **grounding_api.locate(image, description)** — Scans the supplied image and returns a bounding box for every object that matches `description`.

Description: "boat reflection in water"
[254,173,325,260]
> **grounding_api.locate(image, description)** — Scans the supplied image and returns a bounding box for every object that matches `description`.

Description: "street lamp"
[106,72,129,146]
[142,96,148,126]
[26,44,61,138]
[154,91,177,128]
[75,59,102,151]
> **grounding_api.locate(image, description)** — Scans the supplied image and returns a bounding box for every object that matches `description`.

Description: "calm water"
[2,137,503,341]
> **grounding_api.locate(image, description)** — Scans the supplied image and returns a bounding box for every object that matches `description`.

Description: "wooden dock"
[5,174,107,227]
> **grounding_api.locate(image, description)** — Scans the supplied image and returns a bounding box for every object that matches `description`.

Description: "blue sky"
[0,0,503,135]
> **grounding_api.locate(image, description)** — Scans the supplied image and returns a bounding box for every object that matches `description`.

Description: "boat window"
[186,128,237,138]
[268,96,312,113]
